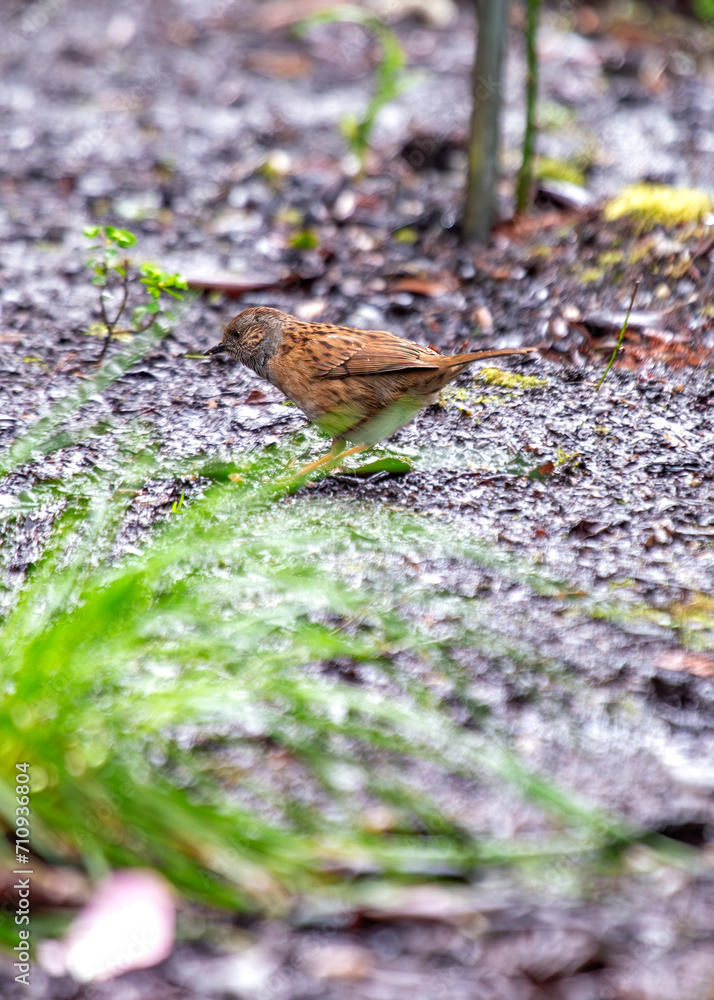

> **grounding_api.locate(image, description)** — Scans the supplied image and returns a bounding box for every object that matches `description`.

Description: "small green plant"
[693,0,714,21]
[296,6,411,170]
[84,226,187,362]
[596,281,639,392]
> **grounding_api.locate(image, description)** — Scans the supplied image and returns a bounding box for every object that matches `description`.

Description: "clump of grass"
[0,451,625,932]
[604,184,713,231]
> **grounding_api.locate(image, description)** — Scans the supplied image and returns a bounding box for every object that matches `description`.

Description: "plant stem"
[97,262,130,364]
[595,281,640,392]
[515,0,542,214]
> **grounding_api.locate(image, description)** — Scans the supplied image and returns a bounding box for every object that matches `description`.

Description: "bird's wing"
[312,331,441,378]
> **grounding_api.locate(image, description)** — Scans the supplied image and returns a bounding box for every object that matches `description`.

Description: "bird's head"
[205,307,288,376]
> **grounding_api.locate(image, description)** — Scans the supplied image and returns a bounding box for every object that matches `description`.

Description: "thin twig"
[595,280,640,392]
[44,353,80,385]
[96,263,130,364]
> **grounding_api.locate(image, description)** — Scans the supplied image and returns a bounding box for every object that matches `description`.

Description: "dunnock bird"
[206,307,536,474]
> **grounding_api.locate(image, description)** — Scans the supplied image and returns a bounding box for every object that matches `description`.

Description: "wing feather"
[312,331,440,379]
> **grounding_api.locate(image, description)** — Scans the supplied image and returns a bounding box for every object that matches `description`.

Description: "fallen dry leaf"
[186,273,292,298]
[253,0,339,30]
[493,210,583,240]
[244,389,269,404]
[245,50,312,78]
[656,650,714,678]
[356,884,490,926]
[391,277,456,297]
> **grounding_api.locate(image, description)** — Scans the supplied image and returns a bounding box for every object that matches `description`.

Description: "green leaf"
[289,229,320,250]
[342,456,413,476]
[105,226,137,248]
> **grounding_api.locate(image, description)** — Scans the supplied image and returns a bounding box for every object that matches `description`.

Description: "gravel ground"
[1,1,714,997]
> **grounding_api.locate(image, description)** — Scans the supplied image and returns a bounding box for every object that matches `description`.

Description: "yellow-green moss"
[628,236,656,264]
[555,446,582,467]
[534,156,586,187]
[530,243,554,259]
[667,594,714,629]
[477,368,547,389]
[598,250,624,267]
[537,101,576,129]
[604,184,713,231]
[443,387,503,407]
[274,206,303,225]
[393,227,418,244]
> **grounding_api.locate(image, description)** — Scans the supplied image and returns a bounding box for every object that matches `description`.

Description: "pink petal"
[39,869,175,982]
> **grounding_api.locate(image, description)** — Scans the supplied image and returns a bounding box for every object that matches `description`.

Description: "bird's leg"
[291,438,346,478]
[292,439,367,479]
[328,443,367,466]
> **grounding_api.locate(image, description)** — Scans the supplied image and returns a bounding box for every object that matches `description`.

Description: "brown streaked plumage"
[205,306,537,473]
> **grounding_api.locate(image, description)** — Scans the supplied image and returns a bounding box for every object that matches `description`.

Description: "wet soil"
[1,1,714,997]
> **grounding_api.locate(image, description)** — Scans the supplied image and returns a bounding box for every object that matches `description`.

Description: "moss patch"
[534,156,586,188]
[579,266,605,284]
[477,368,548,390]
[598,250,625,267]
[604,184,713,231]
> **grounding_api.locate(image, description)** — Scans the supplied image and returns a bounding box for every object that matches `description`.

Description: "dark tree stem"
[463,0,512,243]
[515,0,542,214]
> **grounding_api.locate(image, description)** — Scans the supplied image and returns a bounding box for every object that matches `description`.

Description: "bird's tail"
[444,347,537,367]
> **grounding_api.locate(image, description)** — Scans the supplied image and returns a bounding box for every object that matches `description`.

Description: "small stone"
[106,13,136,47]
[333,190,357,221]
[295,300,327,321]
[473,305,494,332]
[305,943,372,981]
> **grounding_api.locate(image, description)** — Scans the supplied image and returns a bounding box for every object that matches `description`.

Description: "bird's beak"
[204,342,228,356]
